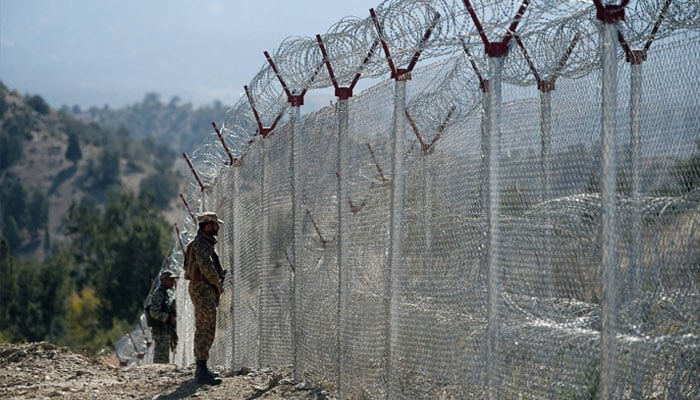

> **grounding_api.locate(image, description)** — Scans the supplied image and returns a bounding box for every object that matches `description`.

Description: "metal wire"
[165,2,699,398]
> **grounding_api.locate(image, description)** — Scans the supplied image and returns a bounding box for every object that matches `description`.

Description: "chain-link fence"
[158,1,699,398]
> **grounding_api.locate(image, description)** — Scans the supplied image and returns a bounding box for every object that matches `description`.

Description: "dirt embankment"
[0,342,335,399]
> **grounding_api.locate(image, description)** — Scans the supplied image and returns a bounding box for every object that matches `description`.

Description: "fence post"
[259,136,269,369]
[316,32,377,397]
[370,6,438,395]
[480,81,490,280]
[336,92,351,398]
[243,77,285,370]
[618,0,668,301]
[485,54,504,400]
[624,46,653,398]
[627,0,669,301]
[600,19,620,397]
[462,3,529,396]
[290,104,302,382]
[422,151,433,274]
[231,165,240,371]
[538,88,555,297]
[595,1,626,398]
[386,70,408,398]
[628,52,643,296]
[459,41,490,248]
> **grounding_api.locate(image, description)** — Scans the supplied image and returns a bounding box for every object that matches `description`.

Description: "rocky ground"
[0,342,336,400]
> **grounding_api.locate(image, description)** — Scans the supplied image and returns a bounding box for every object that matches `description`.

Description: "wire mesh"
[162,1,699,398]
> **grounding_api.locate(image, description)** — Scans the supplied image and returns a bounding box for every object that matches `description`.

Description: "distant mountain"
[64,93,232,154]
[0,82,183,260]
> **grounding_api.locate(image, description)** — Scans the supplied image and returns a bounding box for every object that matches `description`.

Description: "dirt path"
[0,342,335,399]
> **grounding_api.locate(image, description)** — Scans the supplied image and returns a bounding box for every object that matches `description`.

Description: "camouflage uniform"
[146,286,176,364]
[185,230,224,362]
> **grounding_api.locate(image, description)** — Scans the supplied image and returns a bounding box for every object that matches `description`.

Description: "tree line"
[0,192,171,353]
[63,92,231,154]
[0,83,181,354]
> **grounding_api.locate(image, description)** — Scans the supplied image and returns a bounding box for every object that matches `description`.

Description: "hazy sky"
[0,0,382,109]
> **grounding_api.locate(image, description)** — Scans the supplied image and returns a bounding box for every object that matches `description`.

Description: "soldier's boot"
[195,360,222,385]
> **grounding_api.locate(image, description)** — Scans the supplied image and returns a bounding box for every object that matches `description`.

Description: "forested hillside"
[63,93,231,154]
[0,81,184,353]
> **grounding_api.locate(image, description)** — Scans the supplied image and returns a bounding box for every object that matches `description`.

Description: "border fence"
[129,1,700,398]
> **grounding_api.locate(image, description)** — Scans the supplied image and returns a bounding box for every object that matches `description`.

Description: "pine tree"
[2,217,21,251]
[65,132,82,164]
[0,238,18,341]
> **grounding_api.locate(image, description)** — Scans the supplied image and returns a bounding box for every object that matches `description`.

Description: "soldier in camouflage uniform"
[145,270,178,364]
[185,212,225,385]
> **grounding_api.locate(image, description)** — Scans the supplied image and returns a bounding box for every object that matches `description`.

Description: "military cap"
[197,212,224,225]
[160,270,178,279]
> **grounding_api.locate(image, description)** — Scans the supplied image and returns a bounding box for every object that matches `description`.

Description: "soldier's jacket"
[146,286,175,331]
[184,231,224,293]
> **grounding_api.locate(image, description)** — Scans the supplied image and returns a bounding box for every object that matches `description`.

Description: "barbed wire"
[406,55,479,134]
[182,0,699,192]
[647,0,700,30]
[317,17,380,86]
[165,2,700,392]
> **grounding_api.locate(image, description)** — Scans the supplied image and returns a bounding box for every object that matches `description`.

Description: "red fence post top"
[594,0,627,23]
[335,87,353,100]
[393,68,411,81]
[486,41,511,58]
[628,49,646,65]
[538,80,555,93]
[289,95,304,107]
[260,128,273,139]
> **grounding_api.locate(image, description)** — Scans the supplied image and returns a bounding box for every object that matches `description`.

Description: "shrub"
[25,95,50,115]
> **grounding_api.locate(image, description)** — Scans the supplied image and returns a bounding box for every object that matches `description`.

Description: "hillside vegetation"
[63,92,230,154]
[0,81,192,353]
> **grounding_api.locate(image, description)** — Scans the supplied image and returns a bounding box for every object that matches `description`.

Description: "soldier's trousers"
[151,329,171,364]
[189,281,218,361]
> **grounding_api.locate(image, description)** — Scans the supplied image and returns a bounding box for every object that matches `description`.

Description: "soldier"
[185,211,225,385]
[145,269,178,364]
